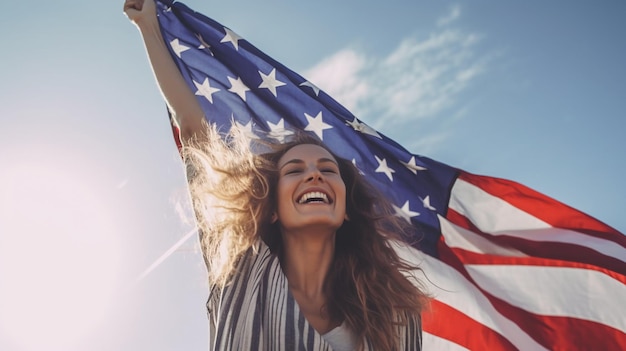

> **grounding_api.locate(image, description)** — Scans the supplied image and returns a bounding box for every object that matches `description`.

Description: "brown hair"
[184,125,429,350]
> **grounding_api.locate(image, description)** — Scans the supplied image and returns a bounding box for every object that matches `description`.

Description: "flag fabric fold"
[154,1,626,349]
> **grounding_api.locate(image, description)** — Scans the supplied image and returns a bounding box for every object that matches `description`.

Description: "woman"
[124,0,429,349]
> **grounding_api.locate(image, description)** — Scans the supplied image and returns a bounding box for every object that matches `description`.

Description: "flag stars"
[346,117,381,139]
[258,68,286,97]
[304,111,332,140]
[170,38,190,58]
[193,78,220,103]
[393,201,420,223]
[221,27,243,50]
[421,195,437,211]
[227,76,250,101]
[232,118,258,140]
[402,156,427,174]
[300,80,320,96]
[351,159,365,175]
[374,155,395,181]
[267,118,294,142]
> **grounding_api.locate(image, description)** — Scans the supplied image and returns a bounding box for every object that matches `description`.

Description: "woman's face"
[275,144,346,234]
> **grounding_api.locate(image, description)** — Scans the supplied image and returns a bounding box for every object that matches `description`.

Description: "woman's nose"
[305,167,323,182]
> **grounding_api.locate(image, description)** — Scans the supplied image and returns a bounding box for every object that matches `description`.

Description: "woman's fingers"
[123,0,142,16]
[124,0,159,27]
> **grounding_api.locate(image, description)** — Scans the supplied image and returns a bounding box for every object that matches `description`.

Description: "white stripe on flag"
[466,264,626,331]
[439,215,527,256]
[450,178,626,261]
[422,331,470,351]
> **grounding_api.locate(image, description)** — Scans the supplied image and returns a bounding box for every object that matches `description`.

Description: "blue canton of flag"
[156,1,457,257]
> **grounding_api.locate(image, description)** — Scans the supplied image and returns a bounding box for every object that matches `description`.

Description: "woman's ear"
[271,212,278,223]
[344,213,350,221]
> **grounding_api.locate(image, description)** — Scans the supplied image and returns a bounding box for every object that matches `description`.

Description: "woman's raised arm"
[124,0,206,143]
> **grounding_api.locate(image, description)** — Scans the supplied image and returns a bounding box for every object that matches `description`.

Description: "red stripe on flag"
[170,118,183,151]
[422,299,516,351]
[521,314,626,351]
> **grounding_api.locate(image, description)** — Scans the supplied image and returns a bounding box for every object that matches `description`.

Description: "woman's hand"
[123,0,157,27]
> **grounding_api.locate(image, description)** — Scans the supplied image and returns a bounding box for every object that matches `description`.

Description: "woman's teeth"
[298,191,329,204]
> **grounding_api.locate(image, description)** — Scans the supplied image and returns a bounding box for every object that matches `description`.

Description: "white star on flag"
[220,27,243,50]
[401,156,427,174]
[267,118,294,142]
[304,111,332,140]
[193,78,220,103]
[351,159,365,175]
[421,195,436,211]
[227,76,250,101]
[170,38,189,58]
[299,80,320,96]
[346,117,382,139]
[374,155,395,181]
[393,201,420,223]
[258,68,286,97]
[232,118,258,140]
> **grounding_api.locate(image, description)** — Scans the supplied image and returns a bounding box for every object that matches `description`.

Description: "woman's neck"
[280,229,340,334]
[281,229,335,299]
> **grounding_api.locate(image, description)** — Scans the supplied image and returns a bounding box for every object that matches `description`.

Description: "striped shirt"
[206,240,423,350]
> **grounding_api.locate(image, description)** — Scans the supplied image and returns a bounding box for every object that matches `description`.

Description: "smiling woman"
[0,148,123,350]
[180,127,429,350]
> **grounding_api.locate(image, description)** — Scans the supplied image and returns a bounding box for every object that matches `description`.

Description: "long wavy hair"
[184,125,429,351]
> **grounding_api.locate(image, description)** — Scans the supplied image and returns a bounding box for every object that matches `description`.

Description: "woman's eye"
[285,169,302,175]
[321,168,337,173]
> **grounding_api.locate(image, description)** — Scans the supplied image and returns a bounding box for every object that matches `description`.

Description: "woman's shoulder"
[238,239,276,276]
[208,239,281,300]
[206,238,287,340]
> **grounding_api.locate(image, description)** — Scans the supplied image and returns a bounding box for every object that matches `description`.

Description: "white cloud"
[307,36,485,119]
[301,6,489,153]
[303,49,370,113]
[437,5,461,27]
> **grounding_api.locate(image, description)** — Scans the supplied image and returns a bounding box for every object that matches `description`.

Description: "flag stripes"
[442,173,626,349]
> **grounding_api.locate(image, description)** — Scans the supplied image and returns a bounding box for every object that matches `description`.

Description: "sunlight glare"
[0,154,123,350]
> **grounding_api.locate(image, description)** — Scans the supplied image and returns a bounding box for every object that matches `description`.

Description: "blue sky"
[0,1,624,350]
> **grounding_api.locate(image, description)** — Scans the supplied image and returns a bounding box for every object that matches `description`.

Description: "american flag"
[155,0,626,349]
